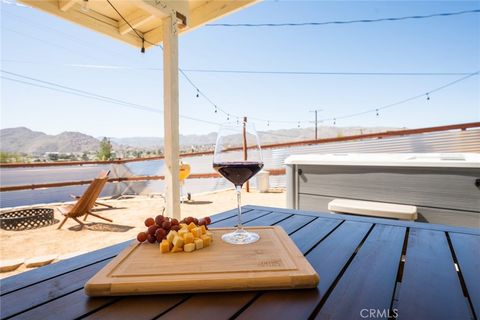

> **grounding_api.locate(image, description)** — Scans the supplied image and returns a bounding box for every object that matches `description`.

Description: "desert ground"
[0,189,286,279]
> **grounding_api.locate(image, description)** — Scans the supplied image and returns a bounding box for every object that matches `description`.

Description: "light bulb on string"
[333,118,336,126]
[376,109,379,116]
[214,106,217,113]
[236,117,239,125]
[426,93,430,101]
[297,121,300,128]
[267,121,270,127]
[196,89,200,98]
[227,114,230,121]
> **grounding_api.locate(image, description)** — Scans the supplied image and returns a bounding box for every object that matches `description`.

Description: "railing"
[0,122,478,194]
[2,122,478,169]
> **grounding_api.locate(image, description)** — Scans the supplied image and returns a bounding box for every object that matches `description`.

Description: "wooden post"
[243,116,250,192]
[163,13,181,219]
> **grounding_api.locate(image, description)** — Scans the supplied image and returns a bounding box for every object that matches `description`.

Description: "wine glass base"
[221,229,260,245]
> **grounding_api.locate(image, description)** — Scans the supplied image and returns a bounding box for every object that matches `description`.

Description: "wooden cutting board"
[85,226,319,296]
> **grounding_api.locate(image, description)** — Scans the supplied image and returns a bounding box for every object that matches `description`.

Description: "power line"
[4,3,479,127]
[103,0,240,121]
[207,9,480,27]
[2,60,472,76]
[1,70,220,126]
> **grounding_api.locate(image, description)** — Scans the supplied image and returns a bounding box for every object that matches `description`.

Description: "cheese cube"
[183,232,194,244]
[172,236,184,248]
[187,222,196,231]
[179,223,188,229]
[171,246,183,253]
[166,230,177,243]
[194,238,203,250]
[184,243,195,253]
[160,240,170,253]
[200,225,207,234]
[206,231,214,241]
[201,235,211,247]
[178,228,189,237]
[191,227,202,238]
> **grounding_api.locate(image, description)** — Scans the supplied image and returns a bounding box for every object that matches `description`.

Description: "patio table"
[1,205,478,320]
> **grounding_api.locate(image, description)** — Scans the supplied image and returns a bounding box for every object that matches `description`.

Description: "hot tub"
[285,153,480,228]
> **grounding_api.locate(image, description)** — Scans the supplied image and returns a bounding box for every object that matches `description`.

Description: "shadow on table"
[68,222,134,232]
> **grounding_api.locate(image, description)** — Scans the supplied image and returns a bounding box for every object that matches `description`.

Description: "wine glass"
[213,121,264,244]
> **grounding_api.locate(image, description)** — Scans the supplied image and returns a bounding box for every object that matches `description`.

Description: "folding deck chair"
[57,171,113,229]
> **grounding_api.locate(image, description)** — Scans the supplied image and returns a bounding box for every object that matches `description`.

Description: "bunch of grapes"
[137,215,211,243]
[180,216,211,227]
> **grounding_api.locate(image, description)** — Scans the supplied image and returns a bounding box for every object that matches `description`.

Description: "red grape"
[198,219,206,226]
[171,218,179,226]
[205,216,212,225]
[137,232,147,242]
[184,217,193,224]
[193,218,199,225]
[144,217,155,227]
[155,228,166,237]
[170,225,180,231]
[148,224,158,235]
[147,234,156,243]
[155,228,166,241]
[155,215,164,226]
[162,221,171,230]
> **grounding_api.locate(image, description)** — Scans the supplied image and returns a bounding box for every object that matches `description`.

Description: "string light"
[105,0,478,130]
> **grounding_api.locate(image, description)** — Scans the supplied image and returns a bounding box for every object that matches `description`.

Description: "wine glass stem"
[236,185,243,231]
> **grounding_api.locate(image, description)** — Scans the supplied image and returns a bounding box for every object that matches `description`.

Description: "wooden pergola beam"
[163,13,181,219]
[143,0,257,48]
[21,0,142,48]
[58,0,77,12]
[118,9,154,35]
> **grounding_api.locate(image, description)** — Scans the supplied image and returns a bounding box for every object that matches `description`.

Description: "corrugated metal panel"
[1,128,478,207]
[156,128,480,192]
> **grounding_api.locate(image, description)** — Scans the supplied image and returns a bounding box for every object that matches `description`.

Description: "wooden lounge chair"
[57,171,113,230]
[70,172,113,209]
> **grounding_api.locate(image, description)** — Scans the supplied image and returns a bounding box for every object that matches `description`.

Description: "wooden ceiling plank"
[119,9,155,35]
[143,0,257,48]
[58,0,78,12]
[19,0,142,48]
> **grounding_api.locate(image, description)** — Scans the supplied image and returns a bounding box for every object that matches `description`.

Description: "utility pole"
[242,116,250,192]
[309,109,323,140]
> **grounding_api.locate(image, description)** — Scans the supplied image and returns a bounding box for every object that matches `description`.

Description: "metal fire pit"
[0,208,57,231]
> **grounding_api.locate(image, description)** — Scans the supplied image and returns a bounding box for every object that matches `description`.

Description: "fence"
[0,122,479,208]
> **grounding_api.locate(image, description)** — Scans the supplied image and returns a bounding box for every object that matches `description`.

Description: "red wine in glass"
[213,162,264,187]
[213,122,264,245]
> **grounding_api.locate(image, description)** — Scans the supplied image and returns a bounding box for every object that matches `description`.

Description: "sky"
[1,0,479,138]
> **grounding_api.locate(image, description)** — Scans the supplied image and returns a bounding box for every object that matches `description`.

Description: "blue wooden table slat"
[0,205,477,320]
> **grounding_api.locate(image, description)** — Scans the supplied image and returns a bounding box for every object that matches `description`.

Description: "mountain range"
[1,126,399,155]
